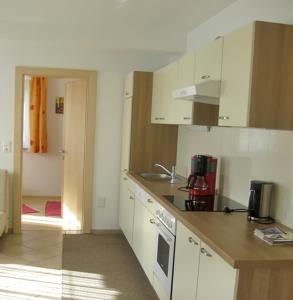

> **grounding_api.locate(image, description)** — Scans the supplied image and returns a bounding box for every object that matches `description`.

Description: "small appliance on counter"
[248,180,274,224]
[187,154,217,198]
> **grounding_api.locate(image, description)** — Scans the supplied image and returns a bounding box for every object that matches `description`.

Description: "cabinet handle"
[147,198,153,204]
[183,117,191,120]
[123,168,128,172]
[200,248,212,257]
[149,219,156,224]
[219,116,230,120]
[188,237,198,245]
[155,117,165,121]
[129,195,134,200]
[123,177,128,181]
[201,75,210,80]
[125,92,129,96]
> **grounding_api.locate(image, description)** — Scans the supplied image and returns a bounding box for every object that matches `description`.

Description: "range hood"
[172,80,221,105]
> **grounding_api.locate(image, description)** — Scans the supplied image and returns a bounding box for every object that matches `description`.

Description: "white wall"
[177,0,293,229]
[22,78,70,196]
[187,0,293,51]
[0,40,177,229]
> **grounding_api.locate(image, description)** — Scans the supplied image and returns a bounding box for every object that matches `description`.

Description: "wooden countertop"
[128,172,293,269]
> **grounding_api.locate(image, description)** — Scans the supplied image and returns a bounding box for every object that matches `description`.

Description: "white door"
[194,37,223,84]
[172,222,201,300]
[121,97,133,173]
[119,175,135,246]
[62,80,87,231]
[132,198,157,284]
[218,23,254,127]
[197,241,237,300]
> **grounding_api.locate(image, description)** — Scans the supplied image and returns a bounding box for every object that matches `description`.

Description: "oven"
[154,206,176,300]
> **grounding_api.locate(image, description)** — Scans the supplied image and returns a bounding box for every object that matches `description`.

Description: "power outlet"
[97,196,106,208]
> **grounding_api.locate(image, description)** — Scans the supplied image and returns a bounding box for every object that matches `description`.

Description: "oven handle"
[156,221,174,244]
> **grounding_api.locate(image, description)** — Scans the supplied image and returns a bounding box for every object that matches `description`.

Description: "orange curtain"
[29,77,48,153]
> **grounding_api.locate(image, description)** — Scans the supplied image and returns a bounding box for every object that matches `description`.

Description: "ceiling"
[0,0,237,52]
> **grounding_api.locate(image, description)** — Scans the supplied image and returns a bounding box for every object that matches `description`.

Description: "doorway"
[13,67,97,234]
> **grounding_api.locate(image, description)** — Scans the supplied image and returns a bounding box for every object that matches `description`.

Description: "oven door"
[154,220,175,300]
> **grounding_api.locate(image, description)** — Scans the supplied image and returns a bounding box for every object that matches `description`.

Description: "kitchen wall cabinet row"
[152,21,293,130]
[121,71,178,176]
[152,38,221,126]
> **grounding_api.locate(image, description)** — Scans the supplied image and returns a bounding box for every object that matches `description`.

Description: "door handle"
[59,150,67,154]
[200,248,212,257]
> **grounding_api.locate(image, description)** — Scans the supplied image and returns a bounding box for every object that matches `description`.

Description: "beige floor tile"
[1,244,34,256]
[23,236,62,250]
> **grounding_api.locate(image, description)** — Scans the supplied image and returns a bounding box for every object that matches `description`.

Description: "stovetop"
[163,195,246,212]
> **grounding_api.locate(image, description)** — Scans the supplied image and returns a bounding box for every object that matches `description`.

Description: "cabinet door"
[133,199,157,284]
[197,242,237,300]
[124,72,134,98]
[152,62,193,125]
[119,176,135,246]
[177,52,195,88]
[195,37,223,84]
[172,222,200,300]
[120,97,132,173]
[151,67,165,123]
[218,23,254,127]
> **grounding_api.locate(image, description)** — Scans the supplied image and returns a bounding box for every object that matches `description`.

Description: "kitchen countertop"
[128,172,293,269]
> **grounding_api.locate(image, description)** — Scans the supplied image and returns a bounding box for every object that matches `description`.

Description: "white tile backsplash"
[177,126,293,229]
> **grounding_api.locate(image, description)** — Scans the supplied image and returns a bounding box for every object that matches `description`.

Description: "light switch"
[1,141,12,153]
[97,196,106,208]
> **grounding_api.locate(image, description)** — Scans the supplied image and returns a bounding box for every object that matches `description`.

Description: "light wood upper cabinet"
[197,241,237,300]
[172,222,200,300]
[152,61,193,125]
[219,21,293,129]
[177,52,195,88]
[124,72,134,98]
[218,23,254,127]
[195,37,223,84]
[120,71,178,174]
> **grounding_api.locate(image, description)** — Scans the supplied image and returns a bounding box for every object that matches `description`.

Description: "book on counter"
[254,226,293,245]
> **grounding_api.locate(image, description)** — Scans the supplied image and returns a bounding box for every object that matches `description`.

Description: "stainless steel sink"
[140,172,181,183]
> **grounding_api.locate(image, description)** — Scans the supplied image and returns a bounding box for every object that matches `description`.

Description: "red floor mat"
[45,201,61,217]
[22,203,39,214]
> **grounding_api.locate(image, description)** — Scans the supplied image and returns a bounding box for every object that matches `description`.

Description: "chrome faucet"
[154,163,177,184]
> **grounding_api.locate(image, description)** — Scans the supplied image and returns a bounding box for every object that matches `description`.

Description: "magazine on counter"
[254,227,293,245]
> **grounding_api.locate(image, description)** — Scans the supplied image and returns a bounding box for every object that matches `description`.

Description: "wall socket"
[97,196,106,208]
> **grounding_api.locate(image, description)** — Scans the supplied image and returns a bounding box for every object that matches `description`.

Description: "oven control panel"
[156,206,176,235]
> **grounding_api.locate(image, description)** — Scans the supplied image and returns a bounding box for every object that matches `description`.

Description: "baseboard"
[91,229,122,235]
[22,195,61,200]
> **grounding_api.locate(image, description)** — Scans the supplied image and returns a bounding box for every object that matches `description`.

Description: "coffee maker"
[248,180,274,223]
[187,155,217,200]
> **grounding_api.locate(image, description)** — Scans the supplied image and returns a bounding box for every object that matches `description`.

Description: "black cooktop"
[163,195,247,212]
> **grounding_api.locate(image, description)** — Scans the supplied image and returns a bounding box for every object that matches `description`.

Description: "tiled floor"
[0,227,63,299]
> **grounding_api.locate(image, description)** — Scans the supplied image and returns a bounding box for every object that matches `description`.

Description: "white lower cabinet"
[172,222,237,300]
[132,197,157,284]
[172,222,200,300]
[196,241,237,300]
[119,175,135,246]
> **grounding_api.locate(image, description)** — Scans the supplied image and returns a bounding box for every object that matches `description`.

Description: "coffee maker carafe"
[187,155,217,198]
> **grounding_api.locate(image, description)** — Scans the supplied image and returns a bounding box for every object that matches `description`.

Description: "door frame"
[13,66,97,234]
